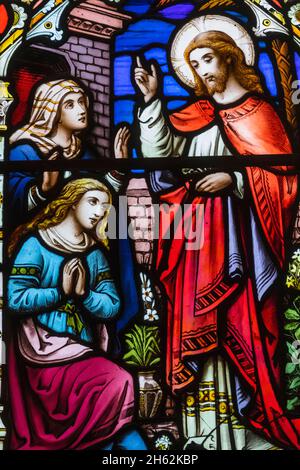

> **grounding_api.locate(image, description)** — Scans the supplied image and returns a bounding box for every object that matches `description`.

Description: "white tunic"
[138,98,243,198]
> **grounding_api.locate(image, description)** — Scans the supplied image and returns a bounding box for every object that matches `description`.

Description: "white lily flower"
[142,286,154,303]
[292,249,300,263]
[144,309,159,321]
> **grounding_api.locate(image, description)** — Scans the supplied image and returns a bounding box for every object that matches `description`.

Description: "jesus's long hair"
[184,31,263,96]
[8,178,112,257]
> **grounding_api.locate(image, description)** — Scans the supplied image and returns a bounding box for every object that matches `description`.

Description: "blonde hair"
[8,179,112,257]
[184,31,263,96]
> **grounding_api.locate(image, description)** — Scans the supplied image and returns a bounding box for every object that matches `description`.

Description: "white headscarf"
[10,79,88,159]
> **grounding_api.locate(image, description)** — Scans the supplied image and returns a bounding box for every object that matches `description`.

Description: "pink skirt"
[8,341,135,450]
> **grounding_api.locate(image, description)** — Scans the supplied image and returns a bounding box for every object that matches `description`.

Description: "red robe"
[157,95,300,448]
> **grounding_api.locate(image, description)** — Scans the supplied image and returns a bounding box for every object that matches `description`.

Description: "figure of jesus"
[134,16,299,450]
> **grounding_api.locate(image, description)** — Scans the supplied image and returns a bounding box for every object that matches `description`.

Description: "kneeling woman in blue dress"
[7,178,147,450]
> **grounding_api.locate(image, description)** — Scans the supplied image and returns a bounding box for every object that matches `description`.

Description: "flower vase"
[138,370,162,419]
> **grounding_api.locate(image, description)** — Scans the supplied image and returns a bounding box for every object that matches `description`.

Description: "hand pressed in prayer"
[41,150,60,193]
[75,259,86,297]
[114,126,130,159]
[195,172,233,193]
[134,56,158,103]
[62,258,79,296]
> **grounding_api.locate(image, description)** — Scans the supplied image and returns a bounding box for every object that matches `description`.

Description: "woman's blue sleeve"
[8,238,61,314]
[83,250,121,319]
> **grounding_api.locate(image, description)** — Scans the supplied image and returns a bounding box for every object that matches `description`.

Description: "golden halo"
[170,15,255,88]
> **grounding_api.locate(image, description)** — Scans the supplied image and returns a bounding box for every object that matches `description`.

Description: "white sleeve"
[233,172,244,199]
[138,98,186,158]
[104,171,125,193]
[28,186,47,211]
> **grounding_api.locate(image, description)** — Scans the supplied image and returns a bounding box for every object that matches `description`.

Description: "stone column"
[126,178,155,268]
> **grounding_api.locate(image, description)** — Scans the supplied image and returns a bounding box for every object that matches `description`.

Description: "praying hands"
[62,258,86,297]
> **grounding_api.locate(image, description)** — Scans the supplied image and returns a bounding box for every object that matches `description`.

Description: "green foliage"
[287,397,300,411]
[285,362,296,375]
[123,324,160,368]
[283,296,300,412]
[284,308,300,321]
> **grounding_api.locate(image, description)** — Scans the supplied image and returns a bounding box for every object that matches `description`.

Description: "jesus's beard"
[202,64,229,96]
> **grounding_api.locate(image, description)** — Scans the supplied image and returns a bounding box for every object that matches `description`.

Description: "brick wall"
[126,178,155,267]
[59,36,110,157]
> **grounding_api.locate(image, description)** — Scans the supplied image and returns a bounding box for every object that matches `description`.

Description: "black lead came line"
[0,154,299,173]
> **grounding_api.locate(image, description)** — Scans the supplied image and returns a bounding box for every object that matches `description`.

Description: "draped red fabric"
[8,340,134,450]
[0,4,9,35]
[158,95,300,448]
[157,186,239,390]
[170,96,297,266]
[170,100,215,132]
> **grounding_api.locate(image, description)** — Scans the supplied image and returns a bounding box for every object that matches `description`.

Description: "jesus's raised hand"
[134,56,158,103]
